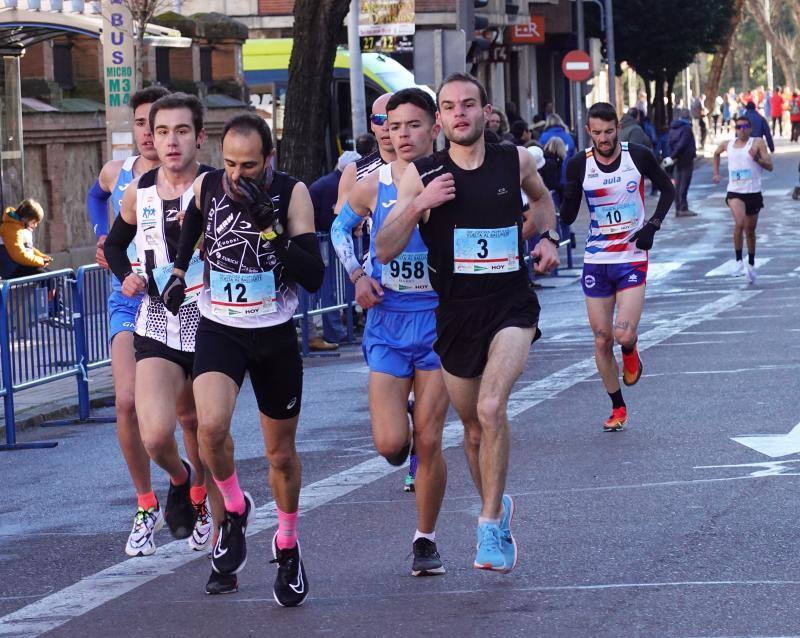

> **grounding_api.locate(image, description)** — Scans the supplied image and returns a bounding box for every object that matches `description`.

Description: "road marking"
[732,421,800,458]
[705,258,771,277]
[647,261,684,281]
[0,289,760,637]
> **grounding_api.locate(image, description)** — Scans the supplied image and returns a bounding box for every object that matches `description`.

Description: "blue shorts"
[108,290,142,342]
[582,261,648,298]
[362,305,440,378]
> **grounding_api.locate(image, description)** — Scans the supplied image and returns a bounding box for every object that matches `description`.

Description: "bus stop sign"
[562,50,593,82]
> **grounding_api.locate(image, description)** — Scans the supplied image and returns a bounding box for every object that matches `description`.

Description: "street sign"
[562,49,593,82]
[360,34,413,53]
[413,29,466,86]
[359,0,415,37]
[488,43,510,63]
[509,16,545,44]
[101,0,135,160]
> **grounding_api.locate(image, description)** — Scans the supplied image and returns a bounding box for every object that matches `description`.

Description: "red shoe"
[621,346,643,386]
[603,406,628,431]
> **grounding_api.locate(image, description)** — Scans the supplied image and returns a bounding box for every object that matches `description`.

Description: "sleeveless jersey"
[355,150,385,182]
[413,144,527,303]
[197,169,300,329]
[726,138,762,193]
[111,155,142,293]
[581,142,647,265]
[133,165,212,351]
[369,163,437,312]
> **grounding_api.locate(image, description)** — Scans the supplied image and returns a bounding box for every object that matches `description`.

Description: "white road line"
[705,258,771,277]
[647,261,684,281]
[0,289,760,638]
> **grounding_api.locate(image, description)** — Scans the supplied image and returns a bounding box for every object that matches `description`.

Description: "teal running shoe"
[474,523,505,571]
[500,494,514,534]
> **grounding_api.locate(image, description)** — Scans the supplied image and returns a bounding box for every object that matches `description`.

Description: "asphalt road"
[2,141,800,638]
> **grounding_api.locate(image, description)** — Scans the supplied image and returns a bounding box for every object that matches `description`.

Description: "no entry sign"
[562,50,593,82]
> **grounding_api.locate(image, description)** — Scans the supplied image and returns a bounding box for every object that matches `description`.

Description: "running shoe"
[730,260,745,277]
[603,406,628,432]
[404,454,418,492]
[270,532,309,607]
[125,505,164,557]
[165,460,195,539]
[211,491,254,575]
[205,570,238,595]
[621,346,643,386]
[499,495,518,572]
[474,523,506,572]
[188,497,212,551]
[746,263,756,284]
[500,495,515,535]
[411,538,445,576]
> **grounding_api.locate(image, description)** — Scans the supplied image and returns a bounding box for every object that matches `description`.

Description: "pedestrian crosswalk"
[704,258,771,277]
[632,258,782,283]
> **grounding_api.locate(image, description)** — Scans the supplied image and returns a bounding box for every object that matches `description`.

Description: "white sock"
[478,516,501,527]
[413,529,435,542]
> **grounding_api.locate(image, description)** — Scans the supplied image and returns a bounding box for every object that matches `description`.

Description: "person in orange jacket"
[0,198,52,278]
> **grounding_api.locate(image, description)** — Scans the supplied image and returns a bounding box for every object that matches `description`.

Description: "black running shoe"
[270,532,309,607]
[211,491,254,575]
[205,570,238,595]
[164,460,195,539]
[411,538,445,576]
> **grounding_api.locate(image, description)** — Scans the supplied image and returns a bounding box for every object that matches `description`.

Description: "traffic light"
[473,0,489,31]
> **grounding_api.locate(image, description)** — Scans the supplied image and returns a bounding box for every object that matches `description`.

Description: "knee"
[197,416,229,450]
[477,395,505,430]
[411,424,442,459]
[140,430,173,458]
[373,427,409,461]
[463,420,482,450]
[614,327,638,350]
[266,444,297,475]
[177,407,198,433]
[594,333,614,355]
[115,392,136,421]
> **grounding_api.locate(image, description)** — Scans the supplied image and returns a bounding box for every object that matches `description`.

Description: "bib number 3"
[453,226,519,274]
[210,270,276,317]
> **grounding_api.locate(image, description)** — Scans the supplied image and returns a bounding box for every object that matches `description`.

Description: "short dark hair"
[436,72,488,107]
[387,88,437,122]
[130,85,170,113]
[222,112,274,158]
[626,107,640,120]
[355,133,377,155]
[148,92,204,136]
[736,115,750,123]
[510,120,528,138]
[587,102,618,124]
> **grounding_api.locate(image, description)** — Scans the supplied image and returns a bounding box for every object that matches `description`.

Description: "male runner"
[712,115,773,283]
[332,88,449,575]
[103,94,222,568]
[161,113,324,606]
[87,86,213,557]
[559,102,675,431]
[375,73,559,573]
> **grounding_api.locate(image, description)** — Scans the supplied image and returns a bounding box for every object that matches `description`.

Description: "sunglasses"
[370,113,388,126]
[735,124,751,130]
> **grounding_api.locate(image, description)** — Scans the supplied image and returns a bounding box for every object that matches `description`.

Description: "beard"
[593,134,619,158]
[446,120,484,147]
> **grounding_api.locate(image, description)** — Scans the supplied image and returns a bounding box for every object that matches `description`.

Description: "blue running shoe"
[499,494,517,572]
[474,523,505,571]
[404,454,417,493]
[500,494,514,534]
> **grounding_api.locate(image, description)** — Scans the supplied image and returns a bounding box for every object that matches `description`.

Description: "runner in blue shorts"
[560,102,675,431]
[332,88,449,577]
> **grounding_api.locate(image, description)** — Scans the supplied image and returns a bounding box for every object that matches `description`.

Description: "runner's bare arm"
[519,147,557,240]
[752,138,773,172]
[333,162,357,215]
[712,141,727,182]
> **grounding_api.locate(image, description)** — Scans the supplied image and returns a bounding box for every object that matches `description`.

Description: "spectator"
[665,108,697,217]
[690,94,707,148]
[310,151,360,233]
[540,137,567,198]
[636,91,648,118]
[533,100,554,124]
[790,92,800,142]
[743,101,775,151]
[712,94,724,136]
[355,133,377,156]
[0,199,52,278]
[509,120,531,146]
[769,87,784,137]
[505,101,524,126]
[484,128,501,144]
[618,107,653,149]
[539,113,576,158]
[487,108,509,136]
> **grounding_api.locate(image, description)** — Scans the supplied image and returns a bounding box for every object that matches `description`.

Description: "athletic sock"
[608,389,626,410]
[189,484,207,506]
[170,463,190,486]
[214,471,246,515]
[276,508,298,550]
[735,249,743,261]
[621,342,636,356]
[413,529,436,543]
[478,516,501,527]
[137,490,158,511]
[748,253,755,266]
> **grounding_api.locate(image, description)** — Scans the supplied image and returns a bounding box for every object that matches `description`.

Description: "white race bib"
[596,203,639,235]
[382,251,432,292]
[730,168,753,182]
[210,270,276,318]
[453,226,519,274]
[152,251,204,307]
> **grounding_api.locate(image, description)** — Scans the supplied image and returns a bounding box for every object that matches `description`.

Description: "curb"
[0,391,116,438]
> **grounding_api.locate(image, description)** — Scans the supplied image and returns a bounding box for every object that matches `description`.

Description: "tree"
[281,0,350,185]
[746,0,798,89]
[122,0,172,91]
[704,0,746,107]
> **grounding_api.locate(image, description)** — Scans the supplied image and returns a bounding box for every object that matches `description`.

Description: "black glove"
[632,221,659,251]
[238,177,281,234]
[162,274,186,316]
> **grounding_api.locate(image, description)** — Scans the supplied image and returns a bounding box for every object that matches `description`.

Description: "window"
[155,47,170,85]
[53,42,73,90]
[200,47,213,83]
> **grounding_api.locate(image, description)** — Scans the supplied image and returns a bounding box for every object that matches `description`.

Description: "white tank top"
[726,138,762,194]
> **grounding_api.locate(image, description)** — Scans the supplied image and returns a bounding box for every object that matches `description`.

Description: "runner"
[102,94,223,573]
[161,113,324,606]
[712,115,773,283]
[559,102,675,431]
[87,86,215,557]
[331,88,449,576]
[375,73,560,573]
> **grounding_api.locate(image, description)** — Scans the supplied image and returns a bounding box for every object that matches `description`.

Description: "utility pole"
[348,0,367,139]
[765,0,774,89]
[604,0,615,109]
[575,0,586,148]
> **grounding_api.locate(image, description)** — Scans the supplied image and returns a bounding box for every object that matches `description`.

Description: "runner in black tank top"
[375,73,560,575]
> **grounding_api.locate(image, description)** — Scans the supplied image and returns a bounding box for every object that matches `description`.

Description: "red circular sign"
[562,50,593,82]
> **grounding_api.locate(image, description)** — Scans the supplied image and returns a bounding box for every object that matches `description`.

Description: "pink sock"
[276,508,298,550]
[213,471,246,515]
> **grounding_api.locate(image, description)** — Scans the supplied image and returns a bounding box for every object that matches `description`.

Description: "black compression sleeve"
[629,143,675,223]
[558,153,586,225]
[174,198,203,272]
[104,216,137,282]
[274,232,325,293]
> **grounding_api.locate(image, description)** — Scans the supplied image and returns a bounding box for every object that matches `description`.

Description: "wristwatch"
[259,219,284,241]
[539,229,561,246]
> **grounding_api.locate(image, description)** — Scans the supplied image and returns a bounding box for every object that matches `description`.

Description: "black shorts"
[133,333,194,379]
[726,191,764,216]
[193,316,303,420]
[434,285,542,379]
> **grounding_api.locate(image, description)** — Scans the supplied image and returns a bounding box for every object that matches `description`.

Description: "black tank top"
[413,143,527,302]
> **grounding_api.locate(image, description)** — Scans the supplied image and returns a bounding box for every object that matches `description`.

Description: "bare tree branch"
[746,0,797,87]
[121,0,173,89]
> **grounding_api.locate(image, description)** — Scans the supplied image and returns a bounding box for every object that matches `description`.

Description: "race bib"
[127,243,145,276]
[152,251,204,307]
[596,203,639,235]
[730,168,753,182]
[210,270,276,318]
[382,251,432,292]
[453,226,519,274]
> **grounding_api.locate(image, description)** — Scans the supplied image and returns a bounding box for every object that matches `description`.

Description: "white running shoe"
[746,263,756,284]
[730,260,745,277]
[125,506,164,557]
[188,498,213,551]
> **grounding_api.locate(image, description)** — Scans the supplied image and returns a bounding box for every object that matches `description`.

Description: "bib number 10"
[604,210,623,225]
